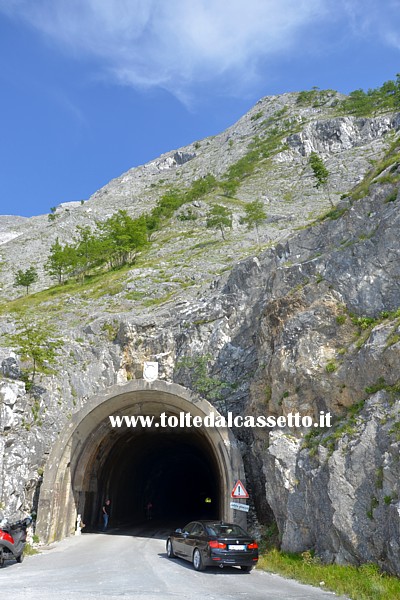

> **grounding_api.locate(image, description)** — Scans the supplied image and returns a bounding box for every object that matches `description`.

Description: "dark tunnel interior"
[84,427,221,530]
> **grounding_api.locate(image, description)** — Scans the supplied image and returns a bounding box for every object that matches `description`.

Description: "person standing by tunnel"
[146,501,153,520]
[102,499,111,531]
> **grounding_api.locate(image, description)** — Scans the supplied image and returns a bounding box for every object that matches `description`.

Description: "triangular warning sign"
[231,480,249,499]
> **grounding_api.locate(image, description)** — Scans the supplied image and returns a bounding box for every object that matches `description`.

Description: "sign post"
[230,480,249,515]
[230,501,249,513]
[231,480,249,499]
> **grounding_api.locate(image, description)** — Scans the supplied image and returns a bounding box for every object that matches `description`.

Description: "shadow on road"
[0,559,22,570]
[83,519,180,541]
[158,551,253,575]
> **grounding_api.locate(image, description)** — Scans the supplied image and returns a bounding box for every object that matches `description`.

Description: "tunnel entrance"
[85,428,220,529]
[36,380,246,543]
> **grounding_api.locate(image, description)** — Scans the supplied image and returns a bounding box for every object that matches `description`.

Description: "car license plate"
[228,544,245,550]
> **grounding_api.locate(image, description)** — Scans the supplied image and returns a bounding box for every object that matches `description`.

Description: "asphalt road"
[0,524,347,600]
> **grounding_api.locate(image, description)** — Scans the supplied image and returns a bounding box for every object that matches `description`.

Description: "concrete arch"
[36,380,246,543]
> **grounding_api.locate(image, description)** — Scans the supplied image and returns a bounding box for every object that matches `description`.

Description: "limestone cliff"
[0,88,400,574]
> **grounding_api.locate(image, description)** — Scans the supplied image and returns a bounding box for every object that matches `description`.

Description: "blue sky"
[0,0,399,218]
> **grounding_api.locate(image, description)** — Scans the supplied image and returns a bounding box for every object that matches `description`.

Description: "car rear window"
[205,524,247,537]
[190,523,205,536]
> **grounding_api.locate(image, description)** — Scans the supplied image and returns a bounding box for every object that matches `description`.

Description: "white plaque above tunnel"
[143,361,159,382]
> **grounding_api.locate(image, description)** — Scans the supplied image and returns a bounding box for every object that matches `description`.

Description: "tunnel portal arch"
[36,380,246,543]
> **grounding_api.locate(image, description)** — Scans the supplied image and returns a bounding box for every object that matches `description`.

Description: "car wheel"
[166,538,176,558]
[240,565,253,572]
[0,548,4,568]
[193,548,205,571]
[16,553,24,564]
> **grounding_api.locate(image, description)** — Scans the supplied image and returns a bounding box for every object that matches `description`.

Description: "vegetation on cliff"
[259,549,400,600]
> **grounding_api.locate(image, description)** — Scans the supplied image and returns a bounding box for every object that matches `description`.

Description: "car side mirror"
[175,528,182,534]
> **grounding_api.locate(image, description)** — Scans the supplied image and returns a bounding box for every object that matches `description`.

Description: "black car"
[166,520,259,572]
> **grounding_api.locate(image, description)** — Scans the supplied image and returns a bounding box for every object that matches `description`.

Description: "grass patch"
[125,290,147,301]
[347,307,400,349]
[325,360,337,373]
[303,398,365,455]
[0,265,132,318]
[258,548,400,599]
[101,320,119,342]
[365,377,400,396]
[141,291,175,307]
[23,543,40,556]
[389,422,400,441]
[315,206,348,223]
[219,120,300,196]
[366,496,379,520]
[296,88,337,107]
[304,374,400,456]
[386,331,400,347]
[348,137,400,202]
[250,110,263,121]
[192,239,221,250]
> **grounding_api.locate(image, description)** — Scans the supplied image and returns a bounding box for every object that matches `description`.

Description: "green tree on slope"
[206,204,233,240]
[240,200,267,245]
[14,266,38,295]
[6,320,62,390]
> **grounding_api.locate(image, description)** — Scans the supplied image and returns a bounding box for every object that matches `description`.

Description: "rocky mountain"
[0,87,400,574]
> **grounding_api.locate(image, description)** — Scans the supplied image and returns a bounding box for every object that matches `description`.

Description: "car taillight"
[247,542,258,550]
[209,540,227,549]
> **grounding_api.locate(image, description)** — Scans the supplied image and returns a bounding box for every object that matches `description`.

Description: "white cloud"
[0,0,399,101]
[0,0,328,98]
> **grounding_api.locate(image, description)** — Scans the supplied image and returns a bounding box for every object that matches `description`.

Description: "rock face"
[263,389,400,574]
[0,89,400,574]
